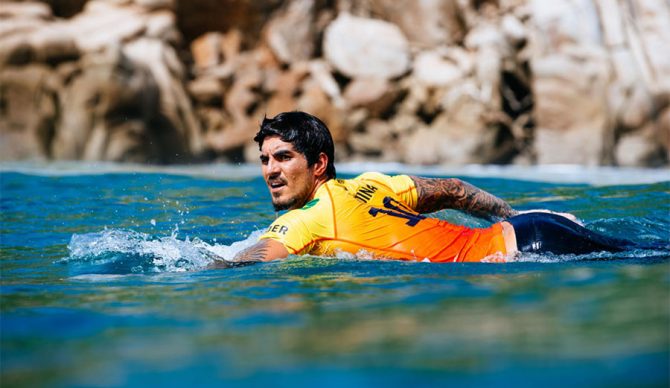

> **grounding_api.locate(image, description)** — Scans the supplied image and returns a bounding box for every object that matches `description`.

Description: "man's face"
[260,136,318,211]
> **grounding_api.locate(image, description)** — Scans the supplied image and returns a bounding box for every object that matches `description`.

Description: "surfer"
[211,111,638,267]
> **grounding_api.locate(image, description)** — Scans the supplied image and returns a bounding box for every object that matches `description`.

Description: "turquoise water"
[1,163,669,387]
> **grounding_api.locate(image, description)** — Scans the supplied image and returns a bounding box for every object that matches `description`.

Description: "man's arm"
[208,238,289,269]
[410,176,516,221]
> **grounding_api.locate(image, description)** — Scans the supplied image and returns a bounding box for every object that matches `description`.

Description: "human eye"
[260,155,269,165]
[275,152,292,161]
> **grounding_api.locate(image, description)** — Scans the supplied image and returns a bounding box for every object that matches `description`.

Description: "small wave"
[59,229,263,275]
[510,248,669,264]
[334,246,668,264]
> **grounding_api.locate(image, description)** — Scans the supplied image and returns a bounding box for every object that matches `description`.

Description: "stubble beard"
[271,188,310,211]
[272,197,295,211]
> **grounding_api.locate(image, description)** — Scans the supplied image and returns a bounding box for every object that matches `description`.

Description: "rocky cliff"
[1,0,668,166]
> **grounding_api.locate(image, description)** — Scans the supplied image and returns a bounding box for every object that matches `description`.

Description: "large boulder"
[531,53,612,165]
[401,79,508,165]
[53,47,188,162]
[125,37,204,156]
[323,13,410,79]
[413,49,465,88]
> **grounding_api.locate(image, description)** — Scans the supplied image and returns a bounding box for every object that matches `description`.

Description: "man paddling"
[212,111,636,267]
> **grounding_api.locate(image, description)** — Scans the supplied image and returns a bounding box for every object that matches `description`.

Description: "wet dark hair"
[254,111,336,179]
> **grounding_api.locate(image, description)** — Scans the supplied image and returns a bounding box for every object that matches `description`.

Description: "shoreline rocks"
[1,0,668,167]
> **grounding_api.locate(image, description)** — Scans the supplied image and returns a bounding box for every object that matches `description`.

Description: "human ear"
[312,152,328,177]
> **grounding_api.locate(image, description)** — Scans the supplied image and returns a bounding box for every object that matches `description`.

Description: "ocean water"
[1,162,669,387]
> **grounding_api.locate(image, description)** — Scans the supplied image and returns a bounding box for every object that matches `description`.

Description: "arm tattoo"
[411,176,516,221]
[233,239,272,262]
[208,239,270,269]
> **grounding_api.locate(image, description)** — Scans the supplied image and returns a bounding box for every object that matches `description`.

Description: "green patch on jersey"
[301,198,319,210]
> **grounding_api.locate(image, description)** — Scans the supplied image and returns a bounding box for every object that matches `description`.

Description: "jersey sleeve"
[258,211,315,255]
[356,172,419,209]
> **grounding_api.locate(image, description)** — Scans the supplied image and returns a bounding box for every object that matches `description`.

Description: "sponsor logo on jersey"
[268,224,289,235]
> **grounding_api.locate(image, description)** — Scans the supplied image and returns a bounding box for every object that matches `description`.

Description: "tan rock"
[134,0,175,11]
[206,119,257,154]
[390,114,420,136]
[188,77,222,104]
[343,78,389,107]
[220,29,242,63]
[367,0,466,47]
[298,78,347,142]
[533,77,608,165]
[0,2,52,20]
[0,65,56,160]
[615,123,667,167]
[263,64,309,94]
[124,38,203,155]
[197,107,227,134]
[191,32,222,69]
[0,34,33,66]
[401,86,504,165]
[530,43,613,165]
[224,58,263,124]
[632,0,670,94]
[146,10,179,43]
[501,14,526,46]
[413,50,463,87]
[265,0,316,64]
[620,85,653,130]
[597,0,626,47]
[264,66,309,116]
[343,77,400,118]
[54,47,143,160]
[0,16,44,39]
[29,24,80,64]
[349,119,392,155]
[308,60,344,108]
[68,4,147,52]
[323,13,410,79]
[528,0,602,49]
[401,126,440,165]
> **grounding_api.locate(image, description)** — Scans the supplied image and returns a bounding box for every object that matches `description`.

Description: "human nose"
[266,158,280,176]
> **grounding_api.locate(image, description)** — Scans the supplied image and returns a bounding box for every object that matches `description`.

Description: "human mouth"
[268,179,286,193]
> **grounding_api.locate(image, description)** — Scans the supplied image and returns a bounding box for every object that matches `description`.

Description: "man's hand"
[410,176,516,221]
[207,238,289,269]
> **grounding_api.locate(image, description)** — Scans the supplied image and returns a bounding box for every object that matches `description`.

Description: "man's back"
[260,172,508,262]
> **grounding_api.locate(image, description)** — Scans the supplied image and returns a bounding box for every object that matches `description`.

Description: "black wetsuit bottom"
[507,213,638,255]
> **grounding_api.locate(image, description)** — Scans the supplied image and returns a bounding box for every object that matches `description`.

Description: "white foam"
[63,228,263,273]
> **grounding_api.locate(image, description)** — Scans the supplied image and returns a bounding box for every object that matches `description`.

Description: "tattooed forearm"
[410,176,516,220]
[233,239,273,261]
[207,239,272,269]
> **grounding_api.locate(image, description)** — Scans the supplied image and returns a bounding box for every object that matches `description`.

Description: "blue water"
[1,163,669,387]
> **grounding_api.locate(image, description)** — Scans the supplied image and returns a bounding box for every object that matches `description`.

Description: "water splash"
[60,229,263,275]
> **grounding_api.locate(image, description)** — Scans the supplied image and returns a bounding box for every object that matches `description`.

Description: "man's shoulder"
[349,172,416,192]
[274,194,331,224]
[354,171,390,182]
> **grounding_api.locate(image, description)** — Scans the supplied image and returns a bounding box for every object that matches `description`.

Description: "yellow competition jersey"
[259,172,507,262]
